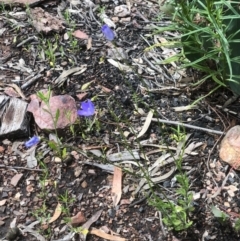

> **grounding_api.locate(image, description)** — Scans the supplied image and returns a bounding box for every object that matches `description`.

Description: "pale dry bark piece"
[0,95,29,139]
[29,7,65,34]
[219,125,240,170]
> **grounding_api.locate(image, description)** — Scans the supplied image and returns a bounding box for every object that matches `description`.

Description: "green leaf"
[48,141,58,151]
[62,148,67,159]
[81,81,93,90]
[211,205,229,219]
[55,109,60,123]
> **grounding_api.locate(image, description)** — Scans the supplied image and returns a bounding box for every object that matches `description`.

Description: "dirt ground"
[1,0,240,241]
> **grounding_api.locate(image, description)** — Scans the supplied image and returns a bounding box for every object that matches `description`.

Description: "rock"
[219,125,240,170]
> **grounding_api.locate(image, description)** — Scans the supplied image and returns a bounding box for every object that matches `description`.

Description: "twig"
[16,36,38,48]
[144,117,225,135]
[143,54,173,82]
[129,191,151,207]
[21,73,43,89]
[158,211,167,237]
[210,171,230,199]
[0,165,44,172]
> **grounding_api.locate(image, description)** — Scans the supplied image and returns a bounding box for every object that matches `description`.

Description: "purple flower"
[77,99,95,117]
[25,136,40,148]
[101,24,115,41]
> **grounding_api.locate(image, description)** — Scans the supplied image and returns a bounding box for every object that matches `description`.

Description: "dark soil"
[1,1,240,241]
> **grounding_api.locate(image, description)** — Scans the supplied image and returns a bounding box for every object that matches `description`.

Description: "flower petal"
[25,136,40,148]
[101,24,115,41]
[77,99,95,117]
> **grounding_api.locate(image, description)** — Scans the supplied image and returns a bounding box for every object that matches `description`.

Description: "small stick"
[17,36,38,48]
[0,165,44,172]
[144,117,225,135]
[21,73,42,89]
[158,211,167,237]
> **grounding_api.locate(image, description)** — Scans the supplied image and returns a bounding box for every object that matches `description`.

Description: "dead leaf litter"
[0,0,240,241]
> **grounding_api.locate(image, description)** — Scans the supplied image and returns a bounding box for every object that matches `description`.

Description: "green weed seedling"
[37,88,63,158]
[38,38,58,67]
[45,39,58,67]
[106,97,193,231]
[149,128,194,231]
[32,161,52,226]
[170,125,186,143]
[211,205,229,224]
[58,191,75,225]
[234,218,240,233]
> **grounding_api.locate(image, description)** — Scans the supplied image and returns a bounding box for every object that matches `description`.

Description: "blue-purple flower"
[101,24,115,41]
[77,99,95,117]
[25,136,40,148]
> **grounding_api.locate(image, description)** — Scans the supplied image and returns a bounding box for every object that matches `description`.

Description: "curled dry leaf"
[219,125,240,170]
[136,110,154,139]
[27,94,77,130]
[111,167,122,207]
[49,203,62,223]
[90,228,126,241]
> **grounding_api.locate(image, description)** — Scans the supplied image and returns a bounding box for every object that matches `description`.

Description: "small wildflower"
[25,136,40,148]
[77,99,95,117]
[101,24,115,41]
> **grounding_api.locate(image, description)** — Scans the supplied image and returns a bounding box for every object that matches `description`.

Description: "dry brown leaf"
[136,110,154,139]
[111,167,122,207]
[90,228,126,241]
[49,203,62,223]
[71,211,86,226]
[27,94,77,130]
[73,30,89,39]
[219,125,240,169]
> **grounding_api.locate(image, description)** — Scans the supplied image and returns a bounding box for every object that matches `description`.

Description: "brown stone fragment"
[219,125,240,170]
[11,174,23,186]
[71,212,86,226]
